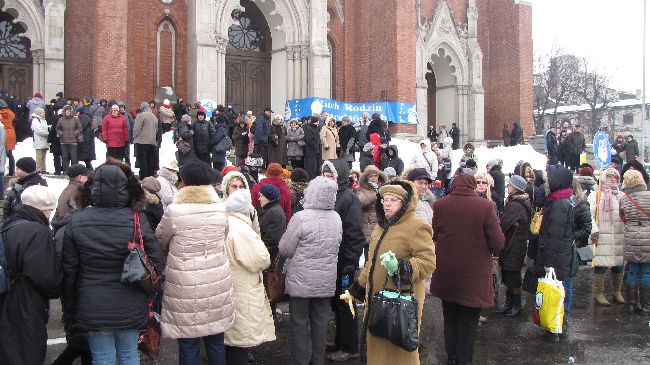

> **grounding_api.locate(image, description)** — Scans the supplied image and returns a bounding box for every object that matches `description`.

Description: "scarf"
[600,184,619,213]
[547,188,573,202]
[369,181,379,192]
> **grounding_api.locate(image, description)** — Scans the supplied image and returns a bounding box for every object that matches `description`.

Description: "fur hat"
[259,184,280,201]
[291,168,309,183]
[179,159,214,186]
[266,163,283,177]
[181,114,192,123]
[282,169,291,179]
[508,175,528,193]
[16,157,36,174]
[141,176,161,193]
[226,188,252,214]
[21,185,57,211]
[379,184,408,201]
[197,111,206,117]
[578,165,594,177]
[623,169,646,189]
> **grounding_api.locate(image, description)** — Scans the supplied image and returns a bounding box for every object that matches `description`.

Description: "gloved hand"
[339,290,356,318]
[380,251,398,276]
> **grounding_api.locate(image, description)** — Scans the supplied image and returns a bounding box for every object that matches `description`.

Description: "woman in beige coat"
[224,189,275,363]
[320,117,339,160]
[156,159,236,364]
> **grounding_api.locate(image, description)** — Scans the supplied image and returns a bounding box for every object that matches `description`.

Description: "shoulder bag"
[213,135,233,153]
[529,207,543,235]
[367,265,420,352]
[74,116,85,143]
[121,212,161,294]
[175,136,191,155]
[138,298,161,359]
[263,254,288,303]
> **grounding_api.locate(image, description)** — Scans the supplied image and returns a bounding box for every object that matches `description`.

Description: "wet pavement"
[44,267,650,364]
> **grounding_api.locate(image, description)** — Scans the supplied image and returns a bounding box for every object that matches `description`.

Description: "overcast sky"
[533,0,646,93]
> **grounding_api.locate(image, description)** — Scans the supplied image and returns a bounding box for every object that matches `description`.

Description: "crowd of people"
[0,92,648,365]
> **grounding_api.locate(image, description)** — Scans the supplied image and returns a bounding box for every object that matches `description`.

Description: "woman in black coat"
[212,112,229,171]
[62,161,163,363]
[258,185,287,263]
[77,107,96,169]
[0,194,60,365]
[175,114,195,166]
[232,116,249,166]
[499,176,532,317]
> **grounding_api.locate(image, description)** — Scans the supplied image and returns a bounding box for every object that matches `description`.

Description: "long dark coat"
[499,193,532,271]
[232,123,249,159]
[0,205,60,365]
[258,199,286,263]
[268,123,288,165]
[77,108,96,161]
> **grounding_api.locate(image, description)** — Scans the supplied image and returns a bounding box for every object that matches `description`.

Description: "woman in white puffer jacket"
[410,138,438,179]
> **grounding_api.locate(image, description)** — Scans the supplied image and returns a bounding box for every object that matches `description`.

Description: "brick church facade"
[3,0,532,141]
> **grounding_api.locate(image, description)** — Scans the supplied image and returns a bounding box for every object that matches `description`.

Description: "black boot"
[504,293,522,317]
[544,331,559,343]
[500,289,512,314]
[447,355,457,365]
[639,286,650,315]
[625,283,638,314]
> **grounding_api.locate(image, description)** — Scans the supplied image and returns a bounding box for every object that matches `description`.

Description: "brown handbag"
[263,255,288,303]
[138,299,161,359]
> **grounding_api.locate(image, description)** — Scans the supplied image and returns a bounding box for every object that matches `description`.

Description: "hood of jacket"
[302,176,338,210]
[222,171,250,198]
[443,136,453,147]
[451,173,477,192]
[387,145,399,157]
[419,139,431,150]
[29,97,44,108]
[359,165,387,189]
[174,185,220,204]
[576,175,596,186]
[374,180,418,228]
[322,159,350,191]
[90,163,145,210]
[546,165,574,192]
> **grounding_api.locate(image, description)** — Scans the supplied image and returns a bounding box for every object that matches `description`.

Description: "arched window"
[227,4,270,53]
[156,20,176,88]
[0,12,31,62]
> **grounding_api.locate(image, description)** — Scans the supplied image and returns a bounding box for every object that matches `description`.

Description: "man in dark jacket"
[254,108,272,167]
[0,185,60,365]
[625,135,640,163]
[302,116,322,180]
[258,184,287,263]
[382,145,404,177]
[510,122,523,146]
[546,126,559,165]
[502,122,510,147]
[450,123,461,149]
[46,102,63,174]
[566,124,586,172]
[53,164,88,221]
[487,159,505,216]
[365,113,389,144]
[355,112,370,149]
[192,111,217,165]
[321,159,365,362]
[3,157,48,219]
[133,102,160,179]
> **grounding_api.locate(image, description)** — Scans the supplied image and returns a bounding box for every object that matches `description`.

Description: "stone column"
[43,0,66,100]
[286,46,295,100]
[308,0,330,98]
[32,49,44,94]
[187,0,221,102]
[416,78,428,137]
[215,37,228,103]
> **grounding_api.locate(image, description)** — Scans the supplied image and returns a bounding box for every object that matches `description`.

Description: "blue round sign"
[200,99,217,116]
[593,131,612,168]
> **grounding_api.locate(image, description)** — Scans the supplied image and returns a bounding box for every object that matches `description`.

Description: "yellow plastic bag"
[529,208,543,235]
[580,152,587,165]
[534,268,565,334]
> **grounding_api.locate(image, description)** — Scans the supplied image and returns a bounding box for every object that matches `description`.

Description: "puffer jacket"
[499,193,532,271]
[439,137,454,179]
[588,186,625,267]
[258,199,286,262]
[620,186,650,263]
[158,105,175,124]
[62,164,163,333]
[286,125,305,158]
[224,211,275,347]
[101,113,129,147]
[0,108,16,150]
[156,185,236,339]
[355,166,387,243]
[410,139,438,178]
[26,96,45,116]
[573,198,592,248]
[280,176,342,297]
[30,114,49,150]
[222,171,261,235]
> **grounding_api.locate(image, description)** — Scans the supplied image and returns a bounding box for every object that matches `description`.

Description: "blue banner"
[284,97,419,125]
[593,131,611,169]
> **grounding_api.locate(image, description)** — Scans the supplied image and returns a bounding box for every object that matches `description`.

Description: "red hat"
[221,165,238,176]
[34,92,43,99]
[578,166,594,177]
[266,163,283,177]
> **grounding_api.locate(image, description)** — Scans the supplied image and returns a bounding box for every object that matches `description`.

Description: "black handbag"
[214,135,233,153]
[522,266,538,294]
[367,268,420,352]
[576,246,594,263]
[121,212,161,294]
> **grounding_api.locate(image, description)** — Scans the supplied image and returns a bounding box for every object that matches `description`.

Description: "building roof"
[538,98,650,115]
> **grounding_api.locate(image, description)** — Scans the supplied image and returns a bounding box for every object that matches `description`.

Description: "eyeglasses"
[476,181,488,185]
[381,197,401,205]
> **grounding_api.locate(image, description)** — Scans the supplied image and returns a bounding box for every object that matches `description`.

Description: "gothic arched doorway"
[225,0,271,115]
[426,48,458,133]
[0,10,32,102]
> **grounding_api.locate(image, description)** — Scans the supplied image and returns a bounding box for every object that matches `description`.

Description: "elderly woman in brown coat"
[355,165,387,261]
[268,114,288,166]
[430,173,504,365]
[347,180,436,365]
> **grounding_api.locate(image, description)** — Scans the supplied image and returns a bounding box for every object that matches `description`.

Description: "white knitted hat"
[226,189,252,214]
[21,185,57,211]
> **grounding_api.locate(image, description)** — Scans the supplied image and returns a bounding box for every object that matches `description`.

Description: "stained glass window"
[0,21,28,60]
[228,8,267,52]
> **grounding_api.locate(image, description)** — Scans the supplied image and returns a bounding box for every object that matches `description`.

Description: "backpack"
[0,220,28,295]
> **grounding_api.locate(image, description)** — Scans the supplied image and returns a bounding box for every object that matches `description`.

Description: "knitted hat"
[508,175,528,193]
[141,176,161,193]
[487,159,499,168]
[623,169,646,189]
[16,157,36,174]
[578,165,594,177]
[266,163,283,177]
[163,160,179,172]
[407,168,432,183]
[21,185,57,211]
[245,154,264,168]
[363,143,374,153]
[181,114,191,123]
[139,101,151,112]
[226,188,252,214]
[384,167,397,177]
[67,164,88,178]
[221,165,238,176]
[282,169,291,179]
[197,111,206,117]
[379,184,408,202]
[291,168,309,183]
[605,167,620,180]
[179,159,214,186]
[34,107,45,115]
[259,184,280,201]
[110,104,119,111]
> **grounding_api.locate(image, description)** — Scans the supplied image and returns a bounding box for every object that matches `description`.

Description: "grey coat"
[279,176,342,298]
[620,186,650,263]
[286,125,304,158]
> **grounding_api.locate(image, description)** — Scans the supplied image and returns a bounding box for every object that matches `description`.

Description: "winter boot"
[625,283,638,314]
[500,289,512,314]
[612,272,626,304]
[593,273,611,306]
[504,289,522,317]
[639,286,650,315]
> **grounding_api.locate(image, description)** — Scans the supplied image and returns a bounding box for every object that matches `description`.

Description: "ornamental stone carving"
[216,36,228,53]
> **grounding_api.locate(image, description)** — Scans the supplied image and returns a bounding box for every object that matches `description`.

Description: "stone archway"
[426,47,460,134]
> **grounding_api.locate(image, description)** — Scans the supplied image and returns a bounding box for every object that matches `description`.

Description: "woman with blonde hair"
[320,117,339,160]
